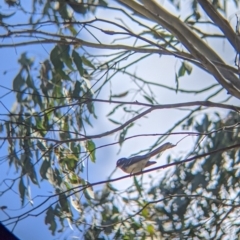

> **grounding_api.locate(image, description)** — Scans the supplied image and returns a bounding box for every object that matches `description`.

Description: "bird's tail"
[145,161,157,167]
[147,142,175,159]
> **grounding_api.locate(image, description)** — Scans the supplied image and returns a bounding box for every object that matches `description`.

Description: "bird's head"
[116,158,128,167]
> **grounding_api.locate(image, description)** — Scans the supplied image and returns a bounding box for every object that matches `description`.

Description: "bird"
[116,142,174,174]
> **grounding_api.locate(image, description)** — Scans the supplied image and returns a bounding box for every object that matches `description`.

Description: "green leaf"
[72,50,84,76]
[83,115,93,127]
[119,123,134,145]
[133,176,142,196]
[107,183,118,192]
[40,160,50,180]
[99,0,108,7]
[111,91,129,98]
[146,224,155,236]
[46,168,56,186]
[107,104,124,116]
[58,45,74,70]
[83,182,95,200]
[26,74,35,89]
[108,118,122,125]
[69,173,81,185]
[72,81,81,98]
[0,12,15,21]
[61,157,77,171]
[59,193,70,212]
[58,1,70,19]
[18,53,34,68]
[143,95,154,104]
[86,140,96,162]
[28,168,39,186]
[68,25,78,36]
[175,73,179,93]
[82,55,96,69]
[37,140,47,152]
[13,73,25,91]
[68,2,87,14]
[36,119,47,136]
[45,206,57,235]
[19,178,26,206]
[32,89,43,108]
[184,61,192,74]
[50,45,63,70]
[141,207,149,218]
[87,101,96,117]
[178,62,186,77]
[57,69,71,80]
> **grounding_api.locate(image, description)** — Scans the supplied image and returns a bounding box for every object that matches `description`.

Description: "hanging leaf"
[143,95,154,104]
[40,160,51,180]
[19,178,26,206]
[133,176,142,196]
[111,91,129,98]
[119,123,134,145]
[107,104,124,116]
[184,61,192,74]
[86,140,96,162]
[108,118,122,125]
[178,62,186,77]
[83,181,95,200]
[58,45,74,70]
[45,206,57,235]
[50,45,63,70]
[175,73,179,93]
[13,73,25,91]
[72,80,82,99]
[82,55,96,69]
[146,224,155,236]
[72,50,84,76]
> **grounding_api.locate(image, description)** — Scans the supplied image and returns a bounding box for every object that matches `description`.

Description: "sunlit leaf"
[184,61,192,74]
[146,224,155,236]
[86,140,96,162]
[84,184,95,200]
[178,62,186,77]
[141,207,149,219]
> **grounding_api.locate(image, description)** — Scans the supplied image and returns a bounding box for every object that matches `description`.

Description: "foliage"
[0,0,240,239]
